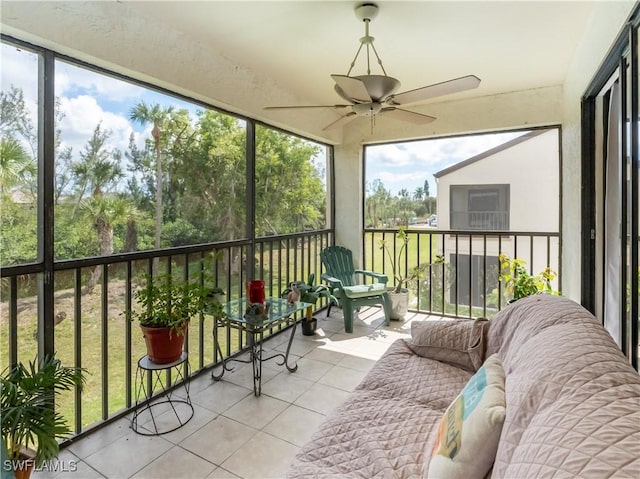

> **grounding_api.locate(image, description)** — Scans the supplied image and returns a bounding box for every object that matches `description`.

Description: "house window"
[450,184,509,230]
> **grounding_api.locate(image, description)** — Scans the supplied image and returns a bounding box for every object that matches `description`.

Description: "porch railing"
[0,230,331,440]
[364,228,561,319]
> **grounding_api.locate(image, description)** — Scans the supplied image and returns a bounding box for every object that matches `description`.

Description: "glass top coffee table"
[208,297,312,396]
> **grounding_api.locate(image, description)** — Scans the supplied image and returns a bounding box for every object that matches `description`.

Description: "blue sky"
[365,131,525,197]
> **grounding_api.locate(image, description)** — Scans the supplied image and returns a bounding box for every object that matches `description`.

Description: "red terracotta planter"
[140,323,188,364]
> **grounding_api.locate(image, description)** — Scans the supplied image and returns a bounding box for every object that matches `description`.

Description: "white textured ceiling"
[124,0,595,108]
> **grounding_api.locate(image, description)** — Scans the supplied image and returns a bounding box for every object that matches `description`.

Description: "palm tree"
[129,102,175,259]
[0,137,35,194]
[70,123,124,293]
[81,196,132,293]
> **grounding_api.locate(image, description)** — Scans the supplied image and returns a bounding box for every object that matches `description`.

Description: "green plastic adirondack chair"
[320,246,391,333]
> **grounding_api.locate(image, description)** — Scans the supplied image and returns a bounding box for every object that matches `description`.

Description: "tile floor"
[34,307,431,479]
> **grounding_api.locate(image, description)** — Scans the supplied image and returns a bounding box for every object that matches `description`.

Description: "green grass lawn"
[364,230,439,282]
[0,242,322,433]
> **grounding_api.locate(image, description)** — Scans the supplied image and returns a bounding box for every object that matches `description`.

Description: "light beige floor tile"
[186,372,223,397]
[131,445,216,478]
[263,330,291,348]
[336,354,378,372]
[221,362,280,390]
[139,403,217,444]
[259,350,302,372]
[294,382,350,415]
[83,430,173,479]
[33,450,104,479]
[133,399,194,436]
[314,317,345,333]
[205,467,240,478]
[263,404,325,446]
[261,371,314,402]
[327,332,375,349]
[286,357,334,382]
[303,347,346,365]
[221,431,299,479]
[52,460,105,479]
[317,364,367,392]
[368,327,410,343]
[223,393,289,429]
[329,334,392,360]
[67,417,131,459]
[179,416,258,465]
[274,337,324,357]
[191,380,252,414]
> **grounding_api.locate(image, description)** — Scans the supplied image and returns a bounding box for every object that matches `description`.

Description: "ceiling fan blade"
[380,107,436,125]
[323,112,357,131]
[331,75,372,103]
[264,105,350,110]
[390,75,481,105]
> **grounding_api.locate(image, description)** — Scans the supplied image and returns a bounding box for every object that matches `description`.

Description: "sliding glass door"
[582,7,639,370]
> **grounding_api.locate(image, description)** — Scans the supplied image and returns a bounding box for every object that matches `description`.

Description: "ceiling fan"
[265,2,481,131]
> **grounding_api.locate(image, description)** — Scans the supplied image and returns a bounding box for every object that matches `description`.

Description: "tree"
[0,87,37,196]
[70,123,125,293]
[0,137,35,194]
[129,102,175,257]
[366,179,391,227]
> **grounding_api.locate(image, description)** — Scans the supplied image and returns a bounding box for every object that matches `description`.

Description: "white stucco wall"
[559,1,635,301]
[436,129,559,232]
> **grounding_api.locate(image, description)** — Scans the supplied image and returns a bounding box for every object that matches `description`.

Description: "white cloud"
[1,44,39,101]
[366,131,527,196]
[57,95,137,160]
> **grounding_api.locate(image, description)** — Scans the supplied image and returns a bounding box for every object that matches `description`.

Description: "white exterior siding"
[436,128,559,232]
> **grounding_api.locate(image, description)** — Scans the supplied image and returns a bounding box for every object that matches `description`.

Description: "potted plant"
[281,274,336,335]
[1,355,86,479]
[130,273,208,364]
[496,253,559,303]
[379,227,439,319]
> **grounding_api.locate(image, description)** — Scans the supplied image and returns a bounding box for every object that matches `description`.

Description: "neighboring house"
[433,128,560,308]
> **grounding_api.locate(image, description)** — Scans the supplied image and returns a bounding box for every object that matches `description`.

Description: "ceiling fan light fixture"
[352,102,382,116]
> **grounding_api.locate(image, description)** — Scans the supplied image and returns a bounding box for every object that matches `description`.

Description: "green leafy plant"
[281,273,337,320]
[1,355,86,469]
[379,227,442,293]
[129,273,208,334]
[497,253,558,301]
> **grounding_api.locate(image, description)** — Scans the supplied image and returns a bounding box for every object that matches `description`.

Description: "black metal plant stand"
[131,352,194,435]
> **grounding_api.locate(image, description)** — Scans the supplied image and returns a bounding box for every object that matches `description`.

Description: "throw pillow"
[427,354,506,479]
[406,318,489,371]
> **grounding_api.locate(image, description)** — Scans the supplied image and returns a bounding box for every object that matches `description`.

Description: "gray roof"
[433,129,548,178]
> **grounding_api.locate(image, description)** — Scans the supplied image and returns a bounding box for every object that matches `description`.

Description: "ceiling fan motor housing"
[355,3,379,22]
[334,75,400,103]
